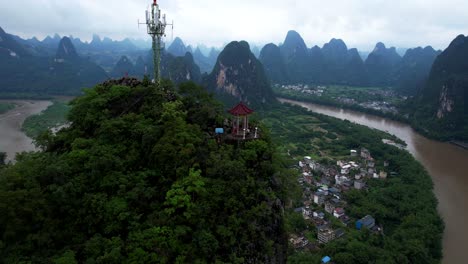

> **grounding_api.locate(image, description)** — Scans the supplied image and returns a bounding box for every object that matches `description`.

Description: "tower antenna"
[138,0,173,86]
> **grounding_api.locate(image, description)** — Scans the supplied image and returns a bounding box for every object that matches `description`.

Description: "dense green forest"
[262,104,443,264]
[0,80,288,263]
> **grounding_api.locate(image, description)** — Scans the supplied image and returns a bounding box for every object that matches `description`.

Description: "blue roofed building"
[322,256,331,263]
[356,215,376,230]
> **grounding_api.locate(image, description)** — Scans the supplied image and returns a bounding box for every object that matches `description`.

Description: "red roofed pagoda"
[228,102,254,138]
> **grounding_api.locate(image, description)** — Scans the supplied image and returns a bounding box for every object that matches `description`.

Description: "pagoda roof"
[228,102,254,116]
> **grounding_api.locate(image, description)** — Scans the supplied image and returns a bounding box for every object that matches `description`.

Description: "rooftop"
[228,102,254,116]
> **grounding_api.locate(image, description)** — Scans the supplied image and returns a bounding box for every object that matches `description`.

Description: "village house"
[313,211,325,219]
[319,185,329,195]
[335,228,345,239]
[318,226,336,244]
[379,171,388,179]
[302,206,312,219]
[325,201,336,214]
[361,148,371,159]
[354,173,363,180]
[335,175,349,185]
[298,161,305,168]
[356,215,376,230]
[329,187,340,196]
[303,172,313,184]
[339,215,352,226]
[314,192,326,205]
[289,235,309,249]
[333,208,345,218]
[309,161,319,171]
[354,180,366,190]
[350,149,357,157]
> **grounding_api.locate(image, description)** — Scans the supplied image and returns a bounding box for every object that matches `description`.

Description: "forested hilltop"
[0,79,288,263]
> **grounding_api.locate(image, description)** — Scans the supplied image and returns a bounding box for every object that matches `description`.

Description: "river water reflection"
[279,98,468,264]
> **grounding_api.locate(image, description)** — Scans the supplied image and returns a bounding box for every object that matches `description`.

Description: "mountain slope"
[111,56,135,78]
[321,39,368,85]
[204,41,276,106]
[280,30,312,83]
[412,35,468,140]
[259,43,288,84]
[163,52,202,84]
[55,37,79,60]
[193,47,215,74]
[167,37,187,57]
[0,33,108,95]
[395,46,441,95]
[365,42,402,86]
[0,27,30,58]
[141,50,202,84]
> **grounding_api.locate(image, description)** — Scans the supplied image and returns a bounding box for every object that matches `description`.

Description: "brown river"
[280,98,468,264]
[0,100,52,162]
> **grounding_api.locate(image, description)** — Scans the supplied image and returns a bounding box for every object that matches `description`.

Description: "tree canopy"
[0,80,287,263]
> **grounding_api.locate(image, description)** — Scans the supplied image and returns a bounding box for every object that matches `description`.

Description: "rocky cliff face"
[412,35,468,140]
[56,37,79,60]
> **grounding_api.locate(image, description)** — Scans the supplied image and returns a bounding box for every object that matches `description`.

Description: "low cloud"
[2,0,467,51]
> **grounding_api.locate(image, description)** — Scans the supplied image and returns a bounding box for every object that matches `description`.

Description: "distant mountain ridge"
[167,37,219,74]
[0,27,31,58]
[258,30,437,89]
[0,33,109,95]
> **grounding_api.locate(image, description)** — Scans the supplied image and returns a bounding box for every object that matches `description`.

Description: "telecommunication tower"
[139,0,172,85]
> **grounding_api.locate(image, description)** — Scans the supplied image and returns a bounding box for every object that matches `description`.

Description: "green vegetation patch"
[0,103,15,114]
[22,101,71,138]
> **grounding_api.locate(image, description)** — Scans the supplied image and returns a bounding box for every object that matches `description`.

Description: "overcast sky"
[2,0,467,51]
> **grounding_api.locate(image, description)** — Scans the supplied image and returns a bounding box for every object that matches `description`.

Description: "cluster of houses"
[276,84,325,97]
[359,101,399,114]
[290,148,387,249]
[336,97,357,105]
